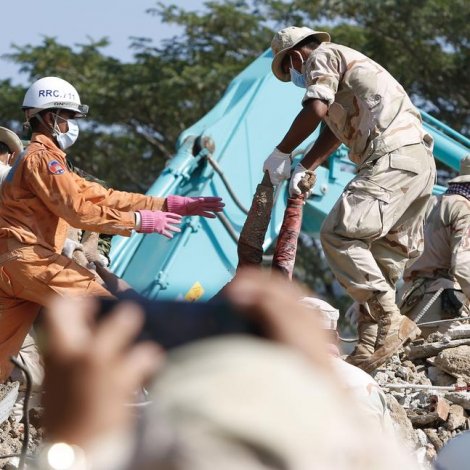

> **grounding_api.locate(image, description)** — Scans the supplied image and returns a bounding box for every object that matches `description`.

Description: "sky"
[1,0,204,84]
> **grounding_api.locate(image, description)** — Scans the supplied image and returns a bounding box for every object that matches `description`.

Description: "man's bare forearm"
[300,125,341,171]
[277,99,328,154]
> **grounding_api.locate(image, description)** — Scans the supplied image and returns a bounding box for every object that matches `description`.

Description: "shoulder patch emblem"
[48,160,65,175]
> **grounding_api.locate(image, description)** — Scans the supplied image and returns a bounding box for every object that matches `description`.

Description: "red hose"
[271,195,305,279]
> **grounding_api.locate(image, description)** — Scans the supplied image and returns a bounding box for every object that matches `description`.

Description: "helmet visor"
[75,104,89,118]
[23,102,89,119]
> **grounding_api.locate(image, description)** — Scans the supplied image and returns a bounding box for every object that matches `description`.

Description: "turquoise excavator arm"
[110,50,469,301]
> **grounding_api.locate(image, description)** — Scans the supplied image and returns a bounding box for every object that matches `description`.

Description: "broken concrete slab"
[405,337,470,360]
[407,396,450,427]
[434,345,470,382]
[427,366,457,386]
[446,404,467,431]
[444,392,470,411]
[423,428,443,451]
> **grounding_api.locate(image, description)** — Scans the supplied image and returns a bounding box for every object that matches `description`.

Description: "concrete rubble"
[372,320,470,469]
[0,383,42,469]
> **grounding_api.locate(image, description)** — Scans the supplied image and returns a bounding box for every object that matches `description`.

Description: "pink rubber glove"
[166,195,224,219]
[137,210,182,238]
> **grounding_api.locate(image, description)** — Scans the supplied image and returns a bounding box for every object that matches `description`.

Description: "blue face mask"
[289,54,307,88]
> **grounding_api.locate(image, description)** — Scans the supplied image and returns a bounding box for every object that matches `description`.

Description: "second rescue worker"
[0,76,224,382]
[264,27,436,372]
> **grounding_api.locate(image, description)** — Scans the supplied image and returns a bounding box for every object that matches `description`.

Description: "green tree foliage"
[1,0,468,185]
[331,0,469,131]
[0,0,467,191]
[0,1,274,191]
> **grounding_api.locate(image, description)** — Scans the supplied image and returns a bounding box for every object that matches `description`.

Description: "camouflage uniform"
[303,43,436,368]
[399,190,470,334]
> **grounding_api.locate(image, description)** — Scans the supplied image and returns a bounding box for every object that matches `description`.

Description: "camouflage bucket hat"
[448,155,470,184]
[271,26,330,82]
[0,127,23,156]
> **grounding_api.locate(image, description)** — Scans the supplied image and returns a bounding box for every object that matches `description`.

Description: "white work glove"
[62,238,82,258]
[289,163,313,197]
[85,254,109,274]
[97,254,109,267]
[262,148,292,185]
[89,254,109,268]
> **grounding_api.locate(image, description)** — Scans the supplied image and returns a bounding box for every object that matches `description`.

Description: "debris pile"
[372,320,470,468]
[0,383,42,469]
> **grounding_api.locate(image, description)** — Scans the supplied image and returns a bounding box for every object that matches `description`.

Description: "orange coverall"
[0,133,166,381]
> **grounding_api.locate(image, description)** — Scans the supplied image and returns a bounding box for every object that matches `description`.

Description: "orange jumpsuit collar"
[30,132,66,158]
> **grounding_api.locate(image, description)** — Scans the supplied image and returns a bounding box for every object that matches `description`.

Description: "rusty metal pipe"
[237,172,274,268]
[271,195,305,279]
[271,171,316,279]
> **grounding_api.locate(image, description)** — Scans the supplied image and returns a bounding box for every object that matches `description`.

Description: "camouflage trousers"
[321,143,436,317]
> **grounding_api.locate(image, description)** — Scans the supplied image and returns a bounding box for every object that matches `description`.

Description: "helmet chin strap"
[34,112,61,138]
[50,113,63,138]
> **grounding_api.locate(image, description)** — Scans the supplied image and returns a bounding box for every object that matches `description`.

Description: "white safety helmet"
[22,76,88,121]
[299,297,339,330]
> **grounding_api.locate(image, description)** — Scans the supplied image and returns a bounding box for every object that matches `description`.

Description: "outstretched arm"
[281,101,341,197]
[277,99,329,154]
[300,123,341,171]
[263,99,329,186]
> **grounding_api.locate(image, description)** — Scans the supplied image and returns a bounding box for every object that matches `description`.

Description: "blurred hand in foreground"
[226,268,330,371]
[41,297,163,448]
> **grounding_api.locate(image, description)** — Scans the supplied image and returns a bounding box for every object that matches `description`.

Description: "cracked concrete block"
[434,345,470,381]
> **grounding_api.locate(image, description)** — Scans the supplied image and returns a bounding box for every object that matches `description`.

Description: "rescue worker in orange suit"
[0,76,224,382]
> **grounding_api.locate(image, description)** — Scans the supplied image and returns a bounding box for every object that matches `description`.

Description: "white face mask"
[289,53,307,88]
[52,114,80,150]
[56,119,79,150]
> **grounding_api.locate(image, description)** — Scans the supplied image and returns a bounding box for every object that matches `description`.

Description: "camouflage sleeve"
[302,48,342,107]
[424,195,439,220]
[450,210,470,299]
